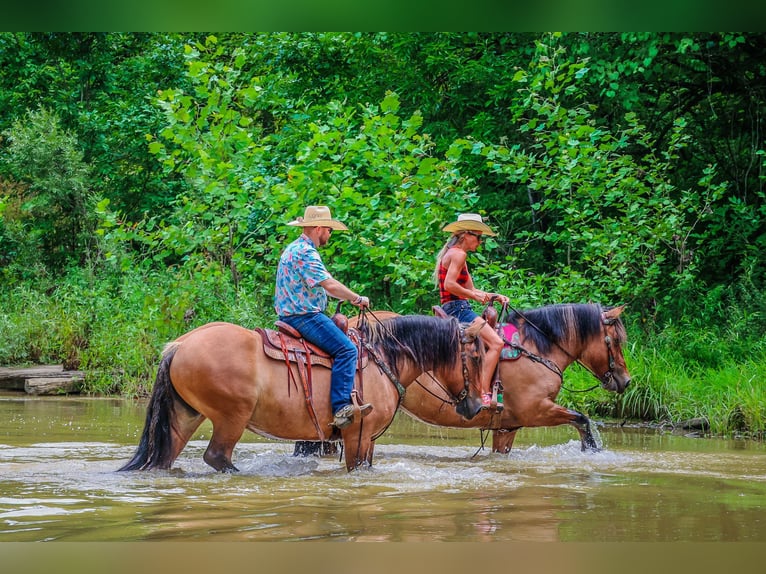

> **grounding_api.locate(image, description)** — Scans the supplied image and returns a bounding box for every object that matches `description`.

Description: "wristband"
[352,296,363,305]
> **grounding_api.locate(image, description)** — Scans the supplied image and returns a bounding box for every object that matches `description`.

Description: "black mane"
[508,304,625,354]
[361,315,470,378]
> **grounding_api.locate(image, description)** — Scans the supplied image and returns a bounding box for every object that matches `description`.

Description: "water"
[1,394,766,542]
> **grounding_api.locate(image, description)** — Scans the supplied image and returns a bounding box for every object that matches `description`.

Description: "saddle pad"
[500,323,522,361]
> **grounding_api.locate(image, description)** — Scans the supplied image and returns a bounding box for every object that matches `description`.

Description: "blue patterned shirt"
[274,234,332,317]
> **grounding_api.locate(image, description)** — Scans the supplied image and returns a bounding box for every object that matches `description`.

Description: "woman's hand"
[489,293,510,305]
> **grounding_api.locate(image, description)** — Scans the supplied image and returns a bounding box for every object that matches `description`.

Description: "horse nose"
[456,396,482,420]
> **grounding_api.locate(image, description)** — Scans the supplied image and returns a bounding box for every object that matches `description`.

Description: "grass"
[2,267,765,437]
[0,266,272,396]
[563,333,766,439]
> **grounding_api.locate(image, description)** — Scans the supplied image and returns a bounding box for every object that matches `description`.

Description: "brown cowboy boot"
[333,391,373,429]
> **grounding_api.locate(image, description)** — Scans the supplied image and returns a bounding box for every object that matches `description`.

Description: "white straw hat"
[287,206,348,231]
[442,213,496,236]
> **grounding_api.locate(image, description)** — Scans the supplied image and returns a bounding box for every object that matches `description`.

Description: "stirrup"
[492,381,504,412]
[351,390,373,418]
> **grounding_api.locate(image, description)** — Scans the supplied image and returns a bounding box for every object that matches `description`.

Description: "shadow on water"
[1,394,766,541]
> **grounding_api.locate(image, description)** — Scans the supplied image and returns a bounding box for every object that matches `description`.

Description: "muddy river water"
[1,394,765,542]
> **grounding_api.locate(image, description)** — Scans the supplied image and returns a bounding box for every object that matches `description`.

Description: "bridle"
[500,303,620,392]
[597,316,619,388]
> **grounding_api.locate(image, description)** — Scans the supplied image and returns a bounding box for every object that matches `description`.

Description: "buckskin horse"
[297,304,630,456]
[118,315,485,473]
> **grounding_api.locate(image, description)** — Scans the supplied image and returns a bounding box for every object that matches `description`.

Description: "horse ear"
[603,305,626,322]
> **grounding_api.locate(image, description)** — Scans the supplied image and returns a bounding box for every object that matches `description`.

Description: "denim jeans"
[441,299,479,323]
[279,312,358,414]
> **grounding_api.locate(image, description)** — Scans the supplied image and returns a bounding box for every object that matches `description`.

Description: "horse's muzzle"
[603,374,631,394]
[456,395,483,420]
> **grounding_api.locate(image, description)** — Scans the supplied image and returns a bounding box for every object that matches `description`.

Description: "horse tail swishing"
[118,344,198,471]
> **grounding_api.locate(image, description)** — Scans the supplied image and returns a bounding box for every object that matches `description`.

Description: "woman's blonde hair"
[432,233,463,287]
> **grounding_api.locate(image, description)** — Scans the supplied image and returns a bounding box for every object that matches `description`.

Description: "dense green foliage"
[1,32,765,435]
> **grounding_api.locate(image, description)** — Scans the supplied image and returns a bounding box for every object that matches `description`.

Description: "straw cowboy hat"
[287,205,348,231]
[442,213,497,236]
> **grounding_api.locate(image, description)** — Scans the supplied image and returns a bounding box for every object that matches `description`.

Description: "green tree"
[105,37,477,310]
[2,107,98,270]
[478,34,728,312]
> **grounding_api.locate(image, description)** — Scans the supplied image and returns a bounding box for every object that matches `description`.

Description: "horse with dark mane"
[119,315,485,473]
[296,304,630,457]
[402,303,631,452]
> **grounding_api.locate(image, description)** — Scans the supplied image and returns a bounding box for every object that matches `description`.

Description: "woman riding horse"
[435,213,509,411]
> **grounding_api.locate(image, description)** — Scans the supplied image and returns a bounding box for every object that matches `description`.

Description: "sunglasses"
[464,231,482,240]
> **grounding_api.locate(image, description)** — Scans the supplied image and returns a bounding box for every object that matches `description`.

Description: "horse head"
[454,318,485,420]
[579,305,632,394]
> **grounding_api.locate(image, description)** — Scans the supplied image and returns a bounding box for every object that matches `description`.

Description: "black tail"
[118,347,181,471]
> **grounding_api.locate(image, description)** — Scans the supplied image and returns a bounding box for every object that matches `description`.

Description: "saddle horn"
[332,299,349,334]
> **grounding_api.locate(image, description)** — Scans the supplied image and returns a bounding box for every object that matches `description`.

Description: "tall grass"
[0,266,272,396]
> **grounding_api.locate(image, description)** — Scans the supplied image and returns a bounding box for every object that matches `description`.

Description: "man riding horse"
[274,205,372,430]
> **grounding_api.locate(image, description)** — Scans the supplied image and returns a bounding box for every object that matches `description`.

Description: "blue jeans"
[279,312,358,414]
[441,299,479,323]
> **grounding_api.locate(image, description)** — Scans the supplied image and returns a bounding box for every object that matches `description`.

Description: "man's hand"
[352,295,370,308]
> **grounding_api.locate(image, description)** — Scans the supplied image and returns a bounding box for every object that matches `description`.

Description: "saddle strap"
[278,333,325,441]
[277,332,299,400]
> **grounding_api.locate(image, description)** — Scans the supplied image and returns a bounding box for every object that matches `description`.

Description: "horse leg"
[203,420,247,472]
[567,410,600,452]
[492,429,519,454]
[169,398,206,463]
[293,441,338,457]
[342,432,374,471]
[521,402,600,453]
